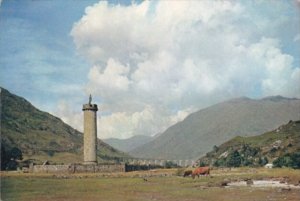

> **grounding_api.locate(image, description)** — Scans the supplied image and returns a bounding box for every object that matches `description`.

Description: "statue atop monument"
[89,94,92,105]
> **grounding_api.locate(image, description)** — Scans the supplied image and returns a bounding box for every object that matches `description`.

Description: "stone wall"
[31,163,125,173]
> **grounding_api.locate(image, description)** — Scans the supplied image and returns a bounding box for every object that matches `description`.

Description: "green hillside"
[0,87,129,166]
[198,120,300,168]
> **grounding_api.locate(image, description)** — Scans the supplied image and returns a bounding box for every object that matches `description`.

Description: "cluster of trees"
[273,152,300,169]
[164,161,179,168]
[209,144,300,169]
[1,145,23,170]
[125,164,162,172]
[213,145,268,168]
[124,161,179,172]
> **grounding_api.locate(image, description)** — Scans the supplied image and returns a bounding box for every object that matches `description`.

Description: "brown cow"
[183,170,193,177]
[192,167,210,179]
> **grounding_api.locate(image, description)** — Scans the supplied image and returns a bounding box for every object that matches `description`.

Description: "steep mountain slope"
[0,87,128,164]
[130,96,300,160]
[198,120,300,167]
[103,135,153,152]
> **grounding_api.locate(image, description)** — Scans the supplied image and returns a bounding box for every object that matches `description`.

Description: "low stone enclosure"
[30,163,125,174]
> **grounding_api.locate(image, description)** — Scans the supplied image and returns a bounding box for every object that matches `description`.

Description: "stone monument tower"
[82,94,98,164]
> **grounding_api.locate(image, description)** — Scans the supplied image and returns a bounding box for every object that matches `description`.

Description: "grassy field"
[1,168,300,201]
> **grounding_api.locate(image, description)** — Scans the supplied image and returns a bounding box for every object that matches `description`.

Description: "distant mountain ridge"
[130,96,300,160]
[262,95,299,101]
[103,135,153,152]
[0,87,129,164]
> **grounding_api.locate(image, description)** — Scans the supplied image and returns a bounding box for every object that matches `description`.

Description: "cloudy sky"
[1,0,300,139]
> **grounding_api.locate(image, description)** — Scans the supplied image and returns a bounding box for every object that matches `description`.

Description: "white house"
[264,163,273,168]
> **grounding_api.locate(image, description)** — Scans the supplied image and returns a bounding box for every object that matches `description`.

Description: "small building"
[264,163,273,168]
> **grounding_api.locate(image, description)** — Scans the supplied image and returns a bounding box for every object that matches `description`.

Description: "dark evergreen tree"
[214,158,226,167]
[226,150,242,167]
[1,146,23,170]
[213,145,219,153]
[290,152,300,169]
[258,157,268,166]
[199,161,206,167]
[1,145,9,170]
[10,147,23,160]
[274,152,300,169]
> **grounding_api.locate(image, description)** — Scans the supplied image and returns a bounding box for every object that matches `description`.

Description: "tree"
[213,145,219,153]
[164,161,178,169]
[214,158,226,167]
[258,157,268,166]
[199,161,207,167]
[1,147,23,170]
[290,152,300,169]
[1,145,9,170]
[226,150,242,167]
[273,152,300,169]
[10,147,23,160]
[242,158,254,166]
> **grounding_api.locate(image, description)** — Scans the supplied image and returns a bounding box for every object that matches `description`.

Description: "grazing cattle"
[183,170,193,177]
[192,167,210,179]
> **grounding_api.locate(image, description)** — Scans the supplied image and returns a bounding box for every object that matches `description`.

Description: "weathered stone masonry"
[82,102,98,164]
[31,163,125,173]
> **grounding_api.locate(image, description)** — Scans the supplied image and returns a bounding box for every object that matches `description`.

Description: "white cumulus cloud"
[66,0,300,139]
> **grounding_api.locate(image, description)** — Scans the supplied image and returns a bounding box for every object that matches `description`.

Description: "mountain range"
[2,87,300,164]
[0,87,128,164]
[130,96,300,160]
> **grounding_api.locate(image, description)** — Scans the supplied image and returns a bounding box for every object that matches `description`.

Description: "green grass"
[1,168,300,201]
